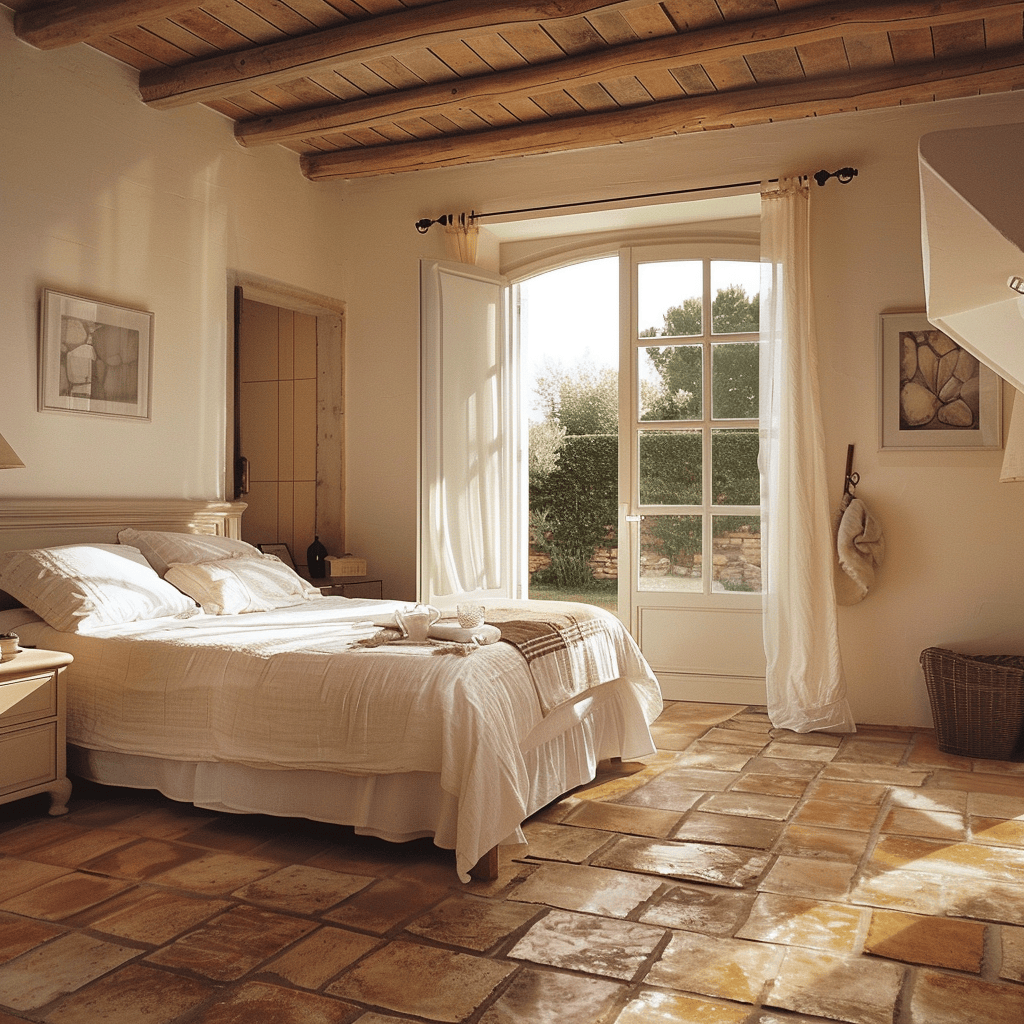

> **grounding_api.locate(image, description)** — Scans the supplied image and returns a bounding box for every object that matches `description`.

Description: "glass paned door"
[622,245,766,703]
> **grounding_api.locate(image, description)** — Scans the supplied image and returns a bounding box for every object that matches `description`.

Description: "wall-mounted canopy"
[919,122,1024,392]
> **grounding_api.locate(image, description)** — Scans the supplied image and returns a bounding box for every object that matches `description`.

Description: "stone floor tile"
[609,779,705,813]
[0,931,138,1014]
[865,908,984,971]
[507,908,665,980]
[638,882,755,935]
[736,893,866,953]
[763,741,838,762]
[328,939,513,1021]
[115,805,216,840]
[731,773,810,799]
[656,703,745,728]
[174,814,285,854]
[791,800,879,832]
[593,836,769,889]
[477,966,623,1024]
[905,734,974,769]
[261,926,381,990]
[672,811,782,849]
[0,819,83,857]
[612,988,750,1024]
[646,727,711,752]
[82,837,205,880]
[770,730,843,747]
[927,770,1024,797]
[231,863,374,913]
[698,792,799,821]
[561,799,683,838]
[869,834,1024,884]
[507,861,663,918]
[758,856,857,901]
[89,889,231,945]
[145,905,316,981]
[323,877,450,934]
[889,786,968,813]
[774,824,870,863]
[27,828,136,868]
[671,749,754,772]
[832,740,908,766]
[909,968,1024,1024]
[43,962,215,1024]
[0,857,70,901]
[518,821,615,862]
[819,764,928,787]
[647,930,784,1003]
[646,768,742,792]
[999,924,1024,981]
[0,911,64,965]
[192,980,358,1024]
[697,727,771,749]
[743,756,821,780]
[849,868,951,916]
[967,791,1024,818]
[808,780,890,805]
[767,947,905,1024]
[0,870,134,921]
[943,876,1024,926]
[405,894,540,951]
[881,807,966,841]
[148,850,281,894]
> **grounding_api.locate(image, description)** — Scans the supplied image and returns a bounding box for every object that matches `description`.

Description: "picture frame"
[39,289,153,420]
[258,543,295,570]
[879,311,1002,450]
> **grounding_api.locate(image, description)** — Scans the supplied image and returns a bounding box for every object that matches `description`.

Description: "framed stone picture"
[879,312,1001,450]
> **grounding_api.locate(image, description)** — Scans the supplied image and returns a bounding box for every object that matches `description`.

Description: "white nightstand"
[0,647,74,816]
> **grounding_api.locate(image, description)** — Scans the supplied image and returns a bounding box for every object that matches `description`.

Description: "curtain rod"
[414,166,857,233]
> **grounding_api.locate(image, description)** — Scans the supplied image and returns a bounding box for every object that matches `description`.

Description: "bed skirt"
[68,677,655,876]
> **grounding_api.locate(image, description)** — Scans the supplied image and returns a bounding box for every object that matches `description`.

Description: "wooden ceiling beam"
[15,0,205,50]
[138,0,655,109]
[300,49,1024,180]
[235,0,1024,148]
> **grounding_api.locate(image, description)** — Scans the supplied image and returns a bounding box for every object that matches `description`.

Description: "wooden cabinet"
[0,648,74,815]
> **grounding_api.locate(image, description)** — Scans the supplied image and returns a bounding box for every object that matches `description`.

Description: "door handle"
[625,515,642,522]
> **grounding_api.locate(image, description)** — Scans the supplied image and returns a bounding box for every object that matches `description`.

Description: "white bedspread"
[7,598,662,879]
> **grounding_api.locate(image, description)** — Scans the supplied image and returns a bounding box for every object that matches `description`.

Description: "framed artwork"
[39,289,153,420]
[258,543,295,570]
[879,312,1002,450]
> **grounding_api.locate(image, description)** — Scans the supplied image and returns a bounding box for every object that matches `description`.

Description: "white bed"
[0,499,662,881]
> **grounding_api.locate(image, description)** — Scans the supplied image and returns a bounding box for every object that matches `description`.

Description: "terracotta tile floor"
[3,702,1024,1023]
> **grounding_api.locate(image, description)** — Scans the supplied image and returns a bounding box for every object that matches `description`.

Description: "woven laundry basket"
[920,647,1024,760]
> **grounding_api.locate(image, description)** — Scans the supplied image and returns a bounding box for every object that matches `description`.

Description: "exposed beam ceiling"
[9,0,1024,181]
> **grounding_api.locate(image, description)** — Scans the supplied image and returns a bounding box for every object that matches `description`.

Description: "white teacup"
[456,603,486,629]
[395,604,440,642]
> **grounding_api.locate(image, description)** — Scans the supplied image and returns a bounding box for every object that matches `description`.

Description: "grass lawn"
[528,580,618,612]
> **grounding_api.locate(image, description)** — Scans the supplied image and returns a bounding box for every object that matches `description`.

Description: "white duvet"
[4,598,662,879]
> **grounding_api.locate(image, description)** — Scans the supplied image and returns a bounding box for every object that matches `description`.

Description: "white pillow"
[118,528,262,577]
[164,557,322,615]
[0,544,199,633]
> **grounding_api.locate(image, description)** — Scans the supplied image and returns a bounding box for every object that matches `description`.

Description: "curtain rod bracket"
[814,167,858,187]
[414,213,454,234]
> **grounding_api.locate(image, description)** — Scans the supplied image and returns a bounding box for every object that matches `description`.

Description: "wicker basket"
[920,647,1024,760]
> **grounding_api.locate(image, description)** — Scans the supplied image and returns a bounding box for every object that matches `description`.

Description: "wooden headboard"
[0,498,246,553]
[0,498,247,609]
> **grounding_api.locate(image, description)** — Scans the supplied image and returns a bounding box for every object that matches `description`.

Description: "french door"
[619,244,766,704]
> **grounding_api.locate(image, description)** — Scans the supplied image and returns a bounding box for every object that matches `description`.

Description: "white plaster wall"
[337,93,1024,728]
[0,12,349,499]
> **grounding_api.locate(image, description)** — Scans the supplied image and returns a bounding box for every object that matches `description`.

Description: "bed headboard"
[0,497,246,552]
[0,498,247,610]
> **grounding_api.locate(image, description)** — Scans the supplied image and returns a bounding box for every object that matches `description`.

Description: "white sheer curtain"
[759,179,855,734]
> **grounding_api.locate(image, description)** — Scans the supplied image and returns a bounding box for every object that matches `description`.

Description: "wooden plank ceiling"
[9,0,1024,180]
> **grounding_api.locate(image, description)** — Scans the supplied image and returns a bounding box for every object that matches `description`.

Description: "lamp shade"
[1001,389,1024,483]
[0,433,24,470]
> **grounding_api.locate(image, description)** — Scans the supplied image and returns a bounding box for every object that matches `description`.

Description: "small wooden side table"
[0,647,74,816]
[312,575,384,599]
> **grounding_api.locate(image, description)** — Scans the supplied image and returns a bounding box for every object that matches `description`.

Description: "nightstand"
[314,576,384,599]
[0,648,74,816]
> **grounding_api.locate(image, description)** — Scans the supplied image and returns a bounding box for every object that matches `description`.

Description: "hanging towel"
[834,494,884,605]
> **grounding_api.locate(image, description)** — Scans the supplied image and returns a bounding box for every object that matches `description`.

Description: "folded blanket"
[834,494,884,605]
